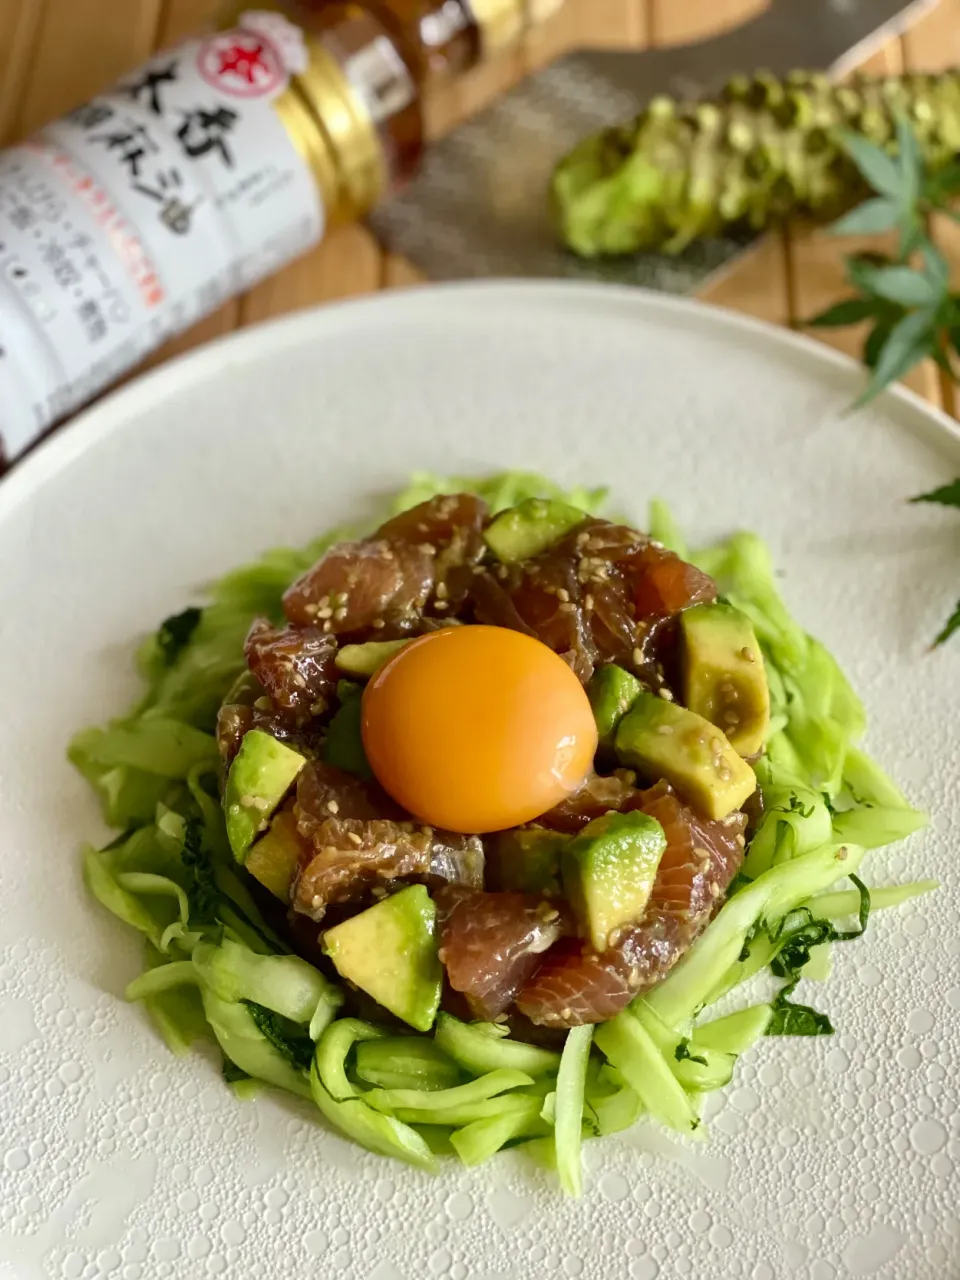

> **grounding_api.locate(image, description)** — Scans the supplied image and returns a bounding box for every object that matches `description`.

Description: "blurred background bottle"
[0,0,563,462]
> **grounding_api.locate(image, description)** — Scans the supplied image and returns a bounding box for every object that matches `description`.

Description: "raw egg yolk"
[361,625,598,834]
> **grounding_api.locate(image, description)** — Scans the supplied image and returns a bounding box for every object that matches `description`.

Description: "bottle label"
[0,11,323,461]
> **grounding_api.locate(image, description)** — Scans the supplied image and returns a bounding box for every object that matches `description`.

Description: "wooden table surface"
[3,0,960,423]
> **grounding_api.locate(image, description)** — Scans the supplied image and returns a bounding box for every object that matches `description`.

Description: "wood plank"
[853,34,904,78]
[381,254,427,289]
[424,46,527,141]
[15,0,164,136]
[696,234,792,329]
[0,0,47,143]
[141,302,241,373]
[647,0,769,48]
[239,224,384,326]
[525,0,647,71]
[156,0,224,47]
[901,0,960,71]
[426,0,647,139]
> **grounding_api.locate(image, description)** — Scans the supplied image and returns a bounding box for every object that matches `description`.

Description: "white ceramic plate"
[1,283,958,1280]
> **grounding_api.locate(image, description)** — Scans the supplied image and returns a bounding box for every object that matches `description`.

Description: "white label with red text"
[0,11,323,459]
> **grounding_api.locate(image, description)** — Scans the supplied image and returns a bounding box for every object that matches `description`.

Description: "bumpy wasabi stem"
[553,70,960,258]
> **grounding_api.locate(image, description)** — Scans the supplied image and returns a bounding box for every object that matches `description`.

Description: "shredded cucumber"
[434,1014,561,1078]
[554,1026,594,1196]
[201,990,312,1100]
[451,1100,548,1167]
[354,1038,462,1092]
[315,1019,387,1102]
[391,1096,540,1127]
[72,476,932,1190]
[647,498,689,558]
[809,879,938,920]
[310,1061,439,1172]
[693,1005,773,1054]
[595,1011,698,1134]
[192,939,341,1025]
[364,1069,533,1117]
[645,842,867,1029]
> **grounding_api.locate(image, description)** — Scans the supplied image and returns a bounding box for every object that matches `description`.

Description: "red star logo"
[216,40,269,85]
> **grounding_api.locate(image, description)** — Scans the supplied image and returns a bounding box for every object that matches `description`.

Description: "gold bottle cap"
[293,35,388,224]
[469,0,525,56]
[273,83,341,215]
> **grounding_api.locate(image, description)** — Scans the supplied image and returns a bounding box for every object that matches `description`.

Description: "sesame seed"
[334,608,348,622]
[694,846,711,862]
[347,831,363,846]
[723,711,740,726]
[735,834,746,849]
[421,542,437,556]
[310,699,327,715]
[584,594,594,611]
[657,724,674,735]
[741,647,756,662]
[372,619,385,629]
[323,621,332,633]
[658,688,675,701]
[709,881,721,899]
[239,795,257,808]
[435,581,448,600]
[417,522,429,533]
[556,588,570,603]
[312,894,323,908]
[718,765,732,782]
[633,647,644,666]
[316,607,333,620]
[434,601,448,611]
[559,602,576,614]
[327,800,339,814]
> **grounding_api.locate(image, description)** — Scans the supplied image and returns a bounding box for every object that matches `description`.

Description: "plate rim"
[3,278,959,530]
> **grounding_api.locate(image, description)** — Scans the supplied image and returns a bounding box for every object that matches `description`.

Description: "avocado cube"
[245,809,303,901]
[588,664,643,749]
[562,811,667,952]
[484,498,588,563]
[491,828,566,895]
[335,639,410,679]
[615,693,757,821]
[322,885,442,1032]
[223,729,306,863]
[680,603,770,757]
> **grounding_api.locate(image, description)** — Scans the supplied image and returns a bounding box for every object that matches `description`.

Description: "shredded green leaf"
[71,471,931,1187]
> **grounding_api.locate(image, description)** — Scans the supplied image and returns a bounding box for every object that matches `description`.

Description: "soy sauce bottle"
[0,2,563,463]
